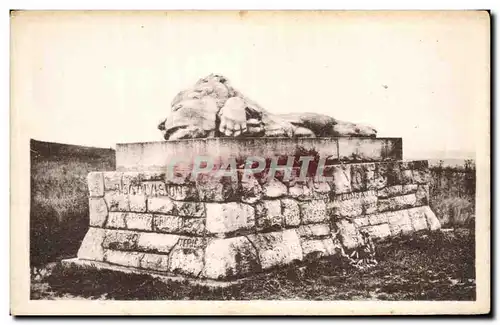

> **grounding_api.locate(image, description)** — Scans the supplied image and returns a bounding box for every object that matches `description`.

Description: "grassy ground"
[31,229,475,301]
[30,139,115,267]
[428,160,475,228]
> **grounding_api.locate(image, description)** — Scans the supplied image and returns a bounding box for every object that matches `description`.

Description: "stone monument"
[64,74,441,284]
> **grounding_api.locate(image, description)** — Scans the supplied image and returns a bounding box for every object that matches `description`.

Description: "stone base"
[72,204,440,282]
[78,143,441,282]
[61,258,246,288]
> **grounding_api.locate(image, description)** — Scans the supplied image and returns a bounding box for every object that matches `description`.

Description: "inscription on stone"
[178,237,205,248]
[333,190,377,201]
[115,181,167,196]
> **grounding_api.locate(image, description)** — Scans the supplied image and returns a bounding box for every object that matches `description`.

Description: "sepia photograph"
[10,10,490,315]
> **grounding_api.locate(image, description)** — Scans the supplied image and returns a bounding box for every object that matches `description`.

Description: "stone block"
[362,191,378,214]
[176,236,208,248]
[274,166,302,187]
[255,200,283,231]
[352,216,370,227]
[174,201,206,217]
[147,197,175,214]
[281,198,301,227]
[296,223,331,239]
[256,199,281,218]
[386,162,403,186]
[120,180,166,196]
[401,169,414,185]
[136,232,179,254]
[387,210,414,236]
[125,213,153,231]
[196,175,238,202]
[364,163,378,190]
[203,237,261,279]
[246,229,303,270]
[87,172,104,197]
[115,138,336,172]
[239,173,263,204]
[168,238,206,277]
[333,219,363,250]
[407,207,428,232]
[164,184,199,201]
[384,139,403,162]
[121,172,142,189]
[206,202,255,234]
[378,194,417,212]
[351,164,366,192]
[311,184,330,200]
[103,172,122,191]
[268,165,302,185]
[104,250,143,268]
[378,185,403,199]
[399,161,414,170]
[360,224,391,240]
[153,214,205,236]
[288,183,314,201]
[137,170,164,181]
[415,185,429,206]
[263,178,287,198]
[377,184,414,197]
[140,253,170,271]
[104,192,130,212]
[328,165,352,194]
[153,215,183,233]
[300,238,337,258]
[103,229,139,251]
[402,184,418,195]
[89,198,108,227]
[328,196,363,218]
[423,206,441,231]
[370,163,388,190]
[368,212,389,225]
[300,200,328,224]
[129,194,147,212]
[166,165,195,185]
[182,218,206,236]
[77,227,106,261]
[337,138,385,162]
[106,212,127,229]
[364,163,377,172]
[115,138,402,172]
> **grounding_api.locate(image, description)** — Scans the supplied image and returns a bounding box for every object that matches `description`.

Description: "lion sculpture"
[158,74,376,141]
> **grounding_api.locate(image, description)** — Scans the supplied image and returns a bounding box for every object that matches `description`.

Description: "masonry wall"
[78,160,440,280]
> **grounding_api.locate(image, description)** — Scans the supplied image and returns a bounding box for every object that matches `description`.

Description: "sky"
[11,11,489,159]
